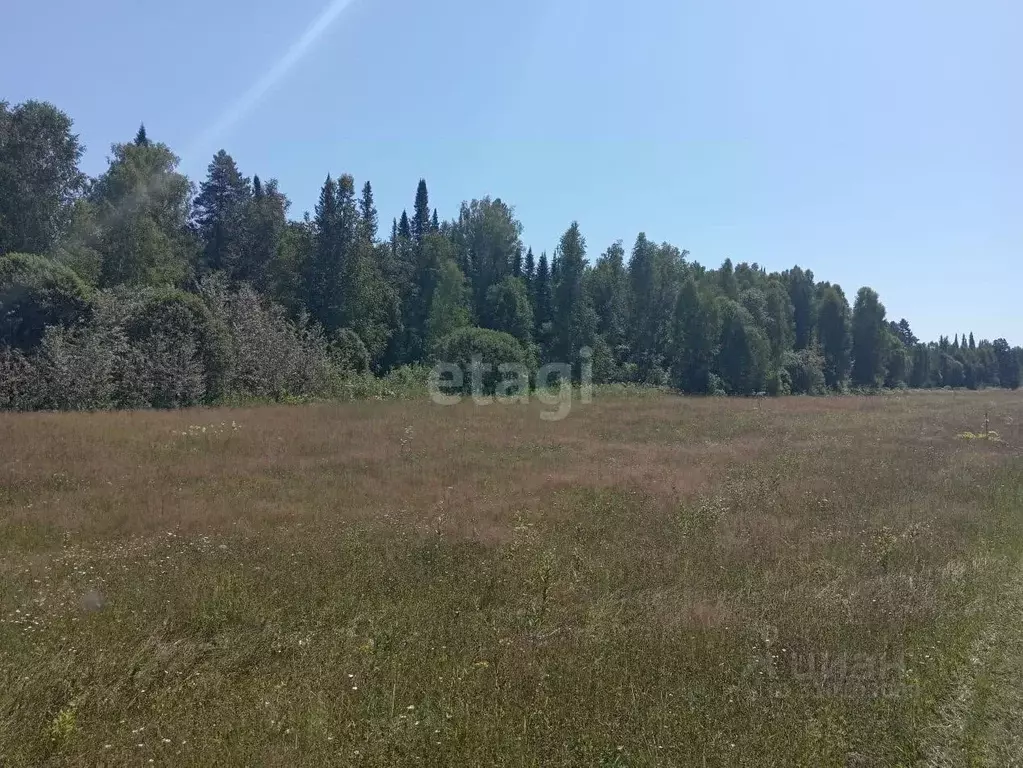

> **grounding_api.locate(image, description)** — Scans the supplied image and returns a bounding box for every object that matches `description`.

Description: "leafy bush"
[783,348,826,394]
[433,326,530,395]
[330,328,370,374]
[0,252,92,350]
[765,367,792,396]
[0,346,39,410]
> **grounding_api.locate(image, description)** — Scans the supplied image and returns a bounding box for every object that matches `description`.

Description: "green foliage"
[89,137,196,287]
[782,347,827,395]
[194,150,251,277]
[427,259,471,355]
[851,287,887,387]
[715,300,770,395]
[816,285,851,390]
[0,100,87,255]
[485,276,533,345]
[0,252,93,350]
[330,328,370,374]
[432,326,531,395]
[3,95,1021,409]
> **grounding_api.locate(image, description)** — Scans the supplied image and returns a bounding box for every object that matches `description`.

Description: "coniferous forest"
[1,100,1021,410]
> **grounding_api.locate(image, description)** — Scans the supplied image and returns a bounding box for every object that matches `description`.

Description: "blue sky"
[4,0,1020,343]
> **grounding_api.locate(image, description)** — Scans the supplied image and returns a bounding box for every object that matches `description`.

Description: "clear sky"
[3,0,1020,344]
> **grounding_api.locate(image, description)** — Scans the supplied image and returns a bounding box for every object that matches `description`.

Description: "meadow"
[2,389,1023,766]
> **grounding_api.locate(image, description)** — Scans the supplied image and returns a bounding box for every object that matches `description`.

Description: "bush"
[766,367,792,396]
[707,372,728,396]
[198,278,342,401]
[330,329,370,375]
[782,348,826,395]
[0,252,92,350]
[0,346,39,410]
[121,286,229,403]
[433,326,531,395]
[34,324,127,410]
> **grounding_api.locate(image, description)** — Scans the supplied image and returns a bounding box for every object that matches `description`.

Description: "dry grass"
[3,390,1023,766]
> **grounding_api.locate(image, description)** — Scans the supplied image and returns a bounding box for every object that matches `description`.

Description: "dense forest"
[1,99,1021,410]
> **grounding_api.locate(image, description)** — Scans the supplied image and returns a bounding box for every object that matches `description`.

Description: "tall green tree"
[716,300,769,394]
[0,101,87,255]
[426,258,470,354]
[994,338,1021,389]
[238,175,287,288]
[90,136,196,287]
[485,276,533,346]
[304,175,341,329]
[193,150,252,277]
[785,266,816,350]
[359,181,378,242]
[587,240,629,351]
[672,277,719,392]
[551,222,596,362]
[451,197,522,323]
[816,284,851,390]
[532,251,553,344]
[412,180,430,243]
[851,286,887,387]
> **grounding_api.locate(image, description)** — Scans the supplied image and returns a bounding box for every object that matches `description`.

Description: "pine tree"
[552,222,596,362]
[194,150,252,277]
[359,181,378,242]
[134,124,149,147]
[589,240,628,351]
[533,251,552,340]
[969,332,976,351]
[524,247,536,287]
[304,175,340,329]
[431,208,440,233]
[412,180,430,242]
[240,176,287,288]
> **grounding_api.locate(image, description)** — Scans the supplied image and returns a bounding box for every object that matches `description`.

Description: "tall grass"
[1,391,1022,765]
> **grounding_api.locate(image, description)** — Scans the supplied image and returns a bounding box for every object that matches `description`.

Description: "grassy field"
[3,390,1023,766]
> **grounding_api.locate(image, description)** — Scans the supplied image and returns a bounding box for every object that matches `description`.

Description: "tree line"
[1,99,1020,410]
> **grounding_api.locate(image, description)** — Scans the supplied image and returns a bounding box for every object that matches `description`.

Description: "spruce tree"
[412,180,430,242]
[552,222,595,361]
[359,181,378,242]
[533,251,552,340]
[134,123,149,146]
[194,150,252,277]
[304,175,340,329]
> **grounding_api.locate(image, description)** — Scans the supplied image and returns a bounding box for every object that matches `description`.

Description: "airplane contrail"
[183,0,360,165]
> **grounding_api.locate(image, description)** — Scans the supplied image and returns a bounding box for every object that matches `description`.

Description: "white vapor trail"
[183,0,359,164]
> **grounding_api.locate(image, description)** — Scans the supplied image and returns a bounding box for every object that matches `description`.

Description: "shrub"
[766,367,792,396]
[121,287,229,402]
[782,348,826,394]
[433,326,530,395]
[330,329,370,375]
[0,346,40,410]
[0,252,92,350]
